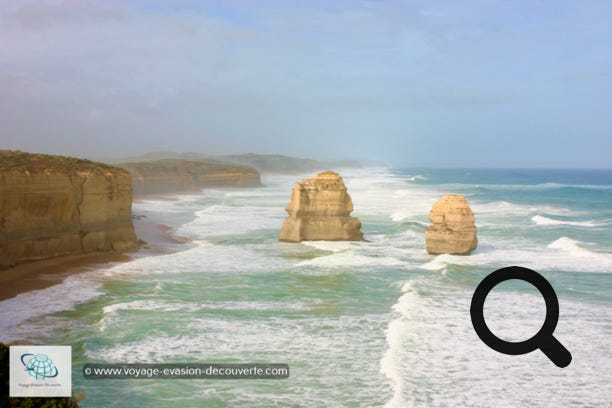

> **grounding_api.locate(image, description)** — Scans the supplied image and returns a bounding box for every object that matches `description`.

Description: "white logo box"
[10,345,72,397]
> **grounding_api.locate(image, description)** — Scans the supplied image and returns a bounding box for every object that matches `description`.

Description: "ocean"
[1,168,611,407]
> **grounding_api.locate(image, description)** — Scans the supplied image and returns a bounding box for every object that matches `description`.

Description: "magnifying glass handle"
[540,336,572,368]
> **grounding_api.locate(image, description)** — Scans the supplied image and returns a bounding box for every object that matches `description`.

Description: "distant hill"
[220,154,362,174]
[106,152,362,175]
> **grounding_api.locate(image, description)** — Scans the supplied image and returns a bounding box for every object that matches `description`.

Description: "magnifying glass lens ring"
[470,266,560,355]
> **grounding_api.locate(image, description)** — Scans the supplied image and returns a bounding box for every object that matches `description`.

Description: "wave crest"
[532,215,607,227]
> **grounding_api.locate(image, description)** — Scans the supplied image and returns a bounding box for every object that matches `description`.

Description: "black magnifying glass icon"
[470,266,572,368]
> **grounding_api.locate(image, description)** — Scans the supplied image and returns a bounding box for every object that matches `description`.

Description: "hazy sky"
[1,0,611,167]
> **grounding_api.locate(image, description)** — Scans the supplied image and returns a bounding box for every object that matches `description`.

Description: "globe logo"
[20,353,59,380]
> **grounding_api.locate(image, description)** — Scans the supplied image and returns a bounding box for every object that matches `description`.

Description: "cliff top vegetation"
[0,150,123,174]
[118,159,258,176]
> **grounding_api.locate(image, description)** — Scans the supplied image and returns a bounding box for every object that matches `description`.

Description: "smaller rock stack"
[425,194,477,255]
[279,171,363,242]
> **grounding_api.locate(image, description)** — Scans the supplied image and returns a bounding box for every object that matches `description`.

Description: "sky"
[1,0,611,167]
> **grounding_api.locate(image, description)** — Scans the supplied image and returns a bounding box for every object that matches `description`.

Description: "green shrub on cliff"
[0,343,80,408]
[0,150,118,174]
[118,158,258,176]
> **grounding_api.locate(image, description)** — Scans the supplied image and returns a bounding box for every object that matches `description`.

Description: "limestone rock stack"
[279,171,363,242]
[425,194,477,255]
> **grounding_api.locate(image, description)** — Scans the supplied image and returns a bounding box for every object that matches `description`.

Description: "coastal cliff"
[279,171,363,242]
[119,159,261,196]
[0,150,138,269]
[425,194,477,255]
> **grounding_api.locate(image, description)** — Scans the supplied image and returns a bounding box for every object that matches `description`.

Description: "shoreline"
[0,214,190,302]
[0,252,130,302]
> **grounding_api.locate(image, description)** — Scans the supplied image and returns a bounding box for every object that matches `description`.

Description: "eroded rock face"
[120,160,261,196]
[279,171,363,242]
[0,152,139,269]
[425,194,477,255]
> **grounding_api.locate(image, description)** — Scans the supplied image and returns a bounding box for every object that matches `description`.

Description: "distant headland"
[118,159,262,196]
[105,151,364,175]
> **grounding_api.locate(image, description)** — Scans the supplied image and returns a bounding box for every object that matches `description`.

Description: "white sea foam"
[0,273,103,343]
[382,278,612,407]
[546,238,612,270]
[178,204,282,238]
[301,241,360,252]
[548,236,588,251]
[419,253,486,271]
[102,243,288,277]
[390,211,409,222]
[380,281,417,408]
[389,211,430,223]
[87,313,391,405]
[346,172,437,221]
[532,215,608,227]
[474,201,577,217]
[102,300,193,315]
[102,299,310,316]
[419,238,612,274]
[97,297,317,335]
[134,194,207,214]
[483,282,547,342]
[296,251,405,268]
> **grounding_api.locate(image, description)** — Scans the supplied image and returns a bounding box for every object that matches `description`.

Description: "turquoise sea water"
[1,168,611,407]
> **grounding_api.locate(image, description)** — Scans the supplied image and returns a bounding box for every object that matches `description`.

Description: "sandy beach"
[0,213,189,302]
[0,252,130,302]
